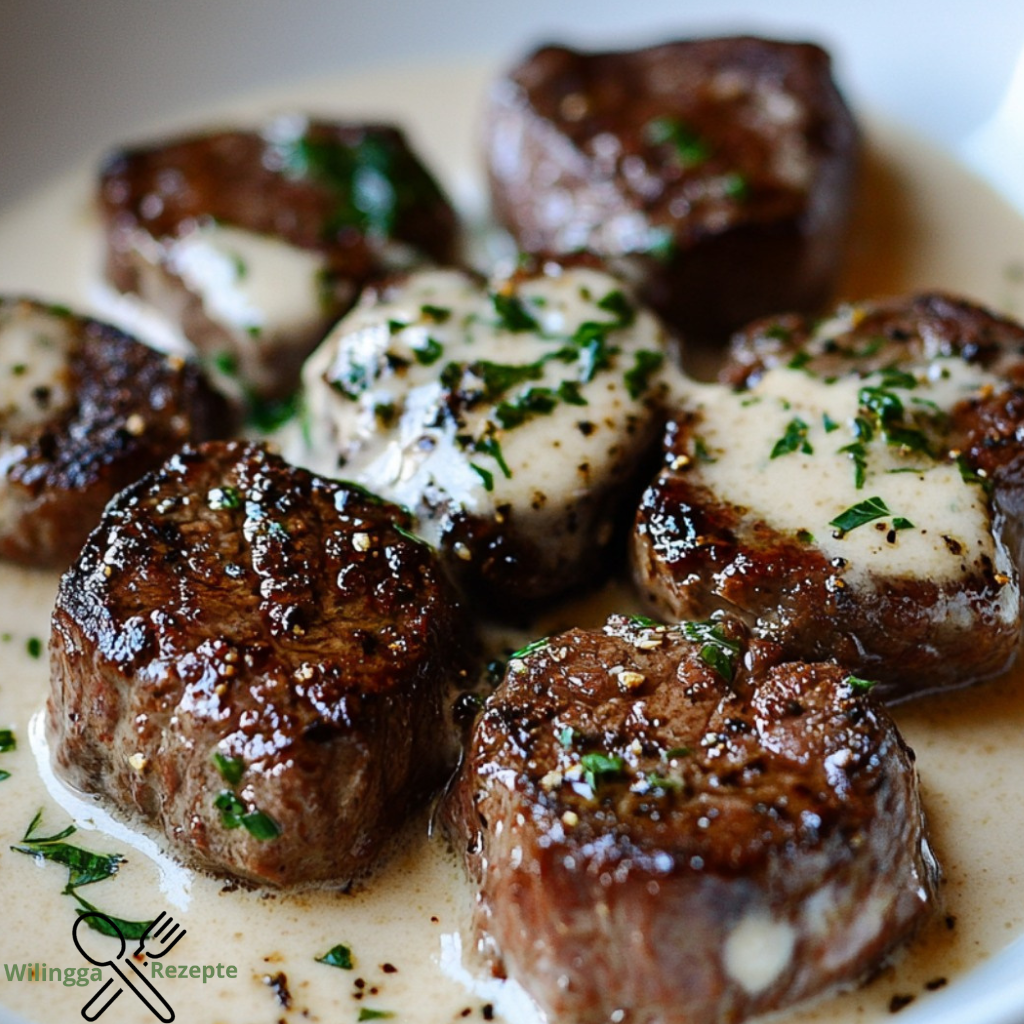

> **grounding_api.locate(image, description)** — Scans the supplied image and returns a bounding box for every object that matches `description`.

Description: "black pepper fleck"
[888,994,915,1013]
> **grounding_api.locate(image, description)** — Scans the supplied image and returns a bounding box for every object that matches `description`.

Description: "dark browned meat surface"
[485,37,859,341]
[48,441,474,887]
[100,119,458,398]
[634,292,1024,699]
[445,615,937,1024]
[0,296,230,569]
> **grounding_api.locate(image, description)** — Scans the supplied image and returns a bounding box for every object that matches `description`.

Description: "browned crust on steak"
[99,120,458,397]
[0,296,230,569]
[485,37,860,340]
[48,441,475,887]
[445,615,937,1024]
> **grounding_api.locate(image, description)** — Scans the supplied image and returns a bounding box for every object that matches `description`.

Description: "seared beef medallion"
[634,293,1024,699]
[485,37,859,340]
[296,262,672,609]
[445,615,937,1024]
[99,118,458,398]
[48,441,473,887]
[0,296,229,569]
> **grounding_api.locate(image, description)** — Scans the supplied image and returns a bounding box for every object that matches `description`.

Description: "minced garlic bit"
[618,670,646,691]
[561,810,580,827]
[352,531,372,552]
[127,752,148,772]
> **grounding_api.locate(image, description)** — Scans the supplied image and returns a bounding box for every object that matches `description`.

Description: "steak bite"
[445,615,937,1024]
[485,37,859,341]
[48,441,473,888]
[0,296,229,569]
[294,262,673,609]
[634,293,1024,699]
[99,117,458,399]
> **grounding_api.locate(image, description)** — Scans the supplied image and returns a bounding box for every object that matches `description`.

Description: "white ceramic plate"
[2,5,1024,1024]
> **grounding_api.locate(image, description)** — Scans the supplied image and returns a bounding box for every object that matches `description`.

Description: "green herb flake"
[955,454,993,493]
[212,752,245,786]
[893,517,915,530]
[358,1010,395,1021]
[645,773,683,792]
[0,729,15,753]
[26,637,42,659]
[693,437,717,463]
[624,350,664,400]
[317,943,354,970]
[509,637,549,662]
[475,437,512,479]
[787,351,813,372]
[241,811,281,841]
[247,391,302,433]
[663,746,692,760]
[491,292,540,333]
[595,290,635,327]
[557,380,588,406]
[71,893,154,941]
[680,622,742,682]
[470,463,495,492]
[796,529,815,544]
[11,811,125,890]
[837,441,868,490]
[644,117,710,168]
[628,614,661,627]
[580,752,626,791]
[770,417,813,459]
[413,337,443,366]
[420,304,451,323]
[721,172,750,201]
[829,496,892,536]
[213,351,239,378]
[476,360,544,400]
[207,486,242,511]
[0,770,10,782]
[822,412,840,434]
[214,790,246,829]
[845,674,879,695]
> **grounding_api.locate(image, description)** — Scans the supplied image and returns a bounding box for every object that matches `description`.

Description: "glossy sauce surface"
[1,63,1024,1024]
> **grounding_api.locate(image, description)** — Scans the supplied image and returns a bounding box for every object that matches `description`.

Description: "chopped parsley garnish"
[787,351,813,371]
[495,387,559,429]
[680,621,741,682]
[822,412,840,433]
[491,292,540,332]
[955,454,993,493]
[358,1010,395,1021]
[893,517,915,530]
[11,810,155,939]
[796,529,815,544]
[420,304,451,323]
[214,791,282,840]
[470,463,495,492]
[596,290,636,327]
[645,773,683,792]
[580,752,626,791]
[829,496,892,536]
[644,116,710,168]
[474,437,512,479]
[0,729,15,753]
[212,752,245,786]
[628,614,661,627]
[509,636,549,661]
[208,486,242,511]
[624,350,665,399]
[845,674,878,694]
[316,944,354,970]
[413,337,443,366]
[278,131,445,239]
[770,417,813,459]
[476,360,544,399]
[721,172,750,201]
[837,440,868,489]
[693,437,716,463]
[26,637,42,659]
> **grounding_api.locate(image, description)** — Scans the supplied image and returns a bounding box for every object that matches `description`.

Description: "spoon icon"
[73,912,175,1022]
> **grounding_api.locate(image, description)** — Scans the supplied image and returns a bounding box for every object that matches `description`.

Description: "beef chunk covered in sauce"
[295,262,673,610]
[445,615,937,1024]
[485,37,860,341]
[0,296,229,568]
[48,441,474,888]
[99,118,458,399]
[634,292,1024,698]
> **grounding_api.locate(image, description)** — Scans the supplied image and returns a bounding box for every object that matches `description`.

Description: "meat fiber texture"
[445,615,938,1024]
[48,441,475,888]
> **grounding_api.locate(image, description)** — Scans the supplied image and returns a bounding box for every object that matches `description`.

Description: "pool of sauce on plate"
[1,63,1024,1024]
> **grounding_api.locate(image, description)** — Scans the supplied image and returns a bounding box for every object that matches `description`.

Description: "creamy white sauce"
[296,265,669,549]
[684,361,1009,588]
[723,915,797,994]
[167,222,327,342]
[0,62,1023,1024]
[0,303,73,434]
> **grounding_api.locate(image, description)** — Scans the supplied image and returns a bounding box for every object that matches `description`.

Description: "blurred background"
[3,0,1024,211]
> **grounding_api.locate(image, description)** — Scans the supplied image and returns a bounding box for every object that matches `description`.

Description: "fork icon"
[135,912,187,960]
